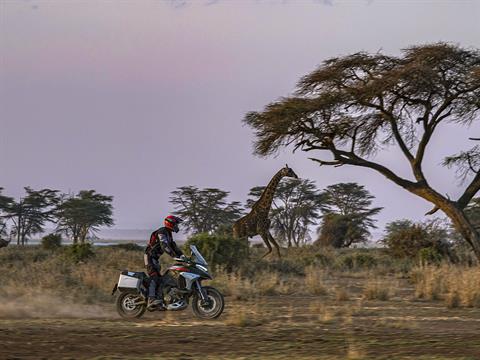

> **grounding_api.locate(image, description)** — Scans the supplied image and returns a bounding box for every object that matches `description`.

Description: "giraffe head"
[281,164,299,179]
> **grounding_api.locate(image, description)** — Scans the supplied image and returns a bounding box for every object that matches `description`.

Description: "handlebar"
[173,256,192,263]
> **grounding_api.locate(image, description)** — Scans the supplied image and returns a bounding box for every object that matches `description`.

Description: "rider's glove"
[179,255,188,262]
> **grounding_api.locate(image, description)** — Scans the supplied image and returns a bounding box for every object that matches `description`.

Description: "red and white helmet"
[164,215,183,233]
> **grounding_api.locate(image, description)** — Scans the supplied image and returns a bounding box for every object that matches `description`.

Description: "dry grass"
[304,266,328,295]
[363,278,391,301]
[335,287,350,301]
[2,245,480,313]
[412,264,480,307]
[225,303,265,327]
[309,300,335,323]
[346,341,367,360]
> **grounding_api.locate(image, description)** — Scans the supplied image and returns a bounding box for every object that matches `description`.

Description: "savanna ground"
[1,245,480,359]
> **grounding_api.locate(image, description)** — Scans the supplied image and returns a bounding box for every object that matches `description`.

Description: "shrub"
[417,247,443,265]
[313,251,334,267]
[41,233,62,250]
[316,213,351,248]
[336,253,378,270]
[263,259,305,276]
[185,233,248,272]
[382,219,451,260]
[64,243,94,263]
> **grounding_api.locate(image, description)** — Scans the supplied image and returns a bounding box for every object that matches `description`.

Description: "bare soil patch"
[1,295,480,359]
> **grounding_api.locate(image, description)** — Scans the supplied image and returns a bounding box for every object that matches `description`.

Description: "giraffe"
[233,165,299,258]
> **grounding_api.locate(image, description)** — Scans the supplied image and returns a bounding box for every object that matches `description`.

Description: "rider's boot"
[147,297,166,311]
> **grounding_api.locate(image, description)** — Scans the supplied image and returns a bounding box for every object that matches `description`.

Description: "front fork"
[195,281,210,305]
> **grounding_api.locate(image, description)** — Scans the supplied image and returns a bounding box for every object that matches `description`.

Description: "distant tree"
[0,188,14,238]
[244,43,480,259]
[247,179,322,247]
[56,190,114,244]
[170,186,243,234]
[1,187,59,245]
[0,188,14,247]
[316,183,382,247]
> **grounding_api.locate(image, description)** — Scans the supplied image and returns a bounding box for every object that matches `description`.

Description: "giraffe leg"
[268,231,281,258]
[260,233,273,259]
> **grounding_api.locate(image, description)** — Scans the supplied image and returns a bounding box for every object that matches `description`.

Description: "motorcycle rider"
[144,215,185,309]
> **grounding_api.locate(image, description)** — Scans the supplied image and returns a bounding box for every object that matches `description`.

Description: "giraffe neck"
[255,170,285,213]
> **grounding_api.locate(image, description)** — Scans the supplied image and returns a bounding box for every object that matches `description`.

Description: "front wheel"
[192,286,224,319]
[116,291,146,319]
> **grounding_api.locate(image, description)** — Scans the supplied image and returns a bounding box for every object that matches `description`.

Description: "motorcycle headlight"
[196,264,208,273]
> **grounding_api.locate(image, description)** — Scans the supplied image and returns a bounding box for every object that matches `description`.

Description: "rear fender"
[111,283,118,296]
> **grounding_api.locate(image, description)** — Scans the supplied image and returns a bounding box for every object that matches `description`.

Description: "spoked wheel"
[192,286,224,319]
[116,292,146,319]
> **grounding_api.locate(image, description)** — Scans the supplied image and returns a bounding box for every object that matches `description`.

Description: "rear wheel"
[192,286,224,319]
[116,292,146,319]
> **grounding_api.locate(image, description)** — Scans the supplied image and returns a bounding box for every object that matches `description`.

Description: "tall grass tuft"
[363,279,390,301]
[412,264,480,307]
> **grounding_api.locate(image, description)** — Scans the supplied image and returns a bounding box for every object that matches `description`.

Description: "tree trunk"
[442,204,480,259]
[408,185,480,260]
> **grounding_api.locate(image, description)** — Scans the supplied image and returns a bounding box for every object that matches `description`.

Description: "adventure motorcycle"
[112,245,224,320]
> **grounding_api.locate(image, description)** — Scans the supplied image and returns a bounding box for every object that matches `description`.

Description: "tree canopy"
[244,43,480,258]
[0,188,14,243]
[1,187,59,245]
[56,190,114,244]
[170,186,243,234]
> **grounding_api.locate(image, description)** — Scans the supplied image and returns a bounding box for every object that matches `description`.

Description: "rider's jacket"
[144,227,183,268]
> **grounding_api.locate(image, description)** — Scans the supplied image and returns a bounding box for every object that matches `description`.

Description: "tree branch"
[425,206,440,216]
[360,100,415,162]
[457,171,480,209]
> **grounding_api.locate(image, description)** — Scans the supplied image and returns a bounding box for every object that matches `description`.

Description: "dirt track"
[1,296,480,359]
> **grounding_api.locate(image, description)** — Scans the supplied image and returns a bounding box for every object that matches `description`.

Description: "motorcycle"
[112,245,224,320]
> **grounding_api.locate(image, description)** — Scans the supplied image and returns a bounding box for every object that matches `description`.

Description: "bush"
[185,233,248,272]
[417,247,443,265]
[316,214,351,248]
[264,259,305,276]
[382,219,451,260]
[41,233,62,250]
[336,253,378,270]
[64,243,94,263]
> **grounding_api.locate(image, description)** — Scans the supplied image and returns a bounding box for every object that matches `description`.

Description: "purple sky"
[1,0,480,238]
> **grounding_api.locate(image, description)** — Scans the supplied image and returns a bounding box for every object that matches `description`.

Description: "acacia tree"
[316,183,382,247]
[0,188,14,246]
[56,190,114,244]
[247,179,322,247]
[244,43,480,259]
[170,186,243,234]
[2,187,59,245]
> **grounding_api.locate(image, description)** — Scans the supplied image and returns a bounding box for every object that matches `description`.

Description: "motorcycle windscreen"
[190,245,208,265]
